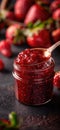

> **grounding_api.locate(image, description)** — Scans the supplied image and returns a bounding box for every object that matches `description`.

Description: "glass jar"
[13,48,55,105]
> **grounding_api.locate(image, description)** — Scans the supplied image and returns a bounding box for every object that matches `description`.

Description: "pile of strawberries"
[0,0,60,89]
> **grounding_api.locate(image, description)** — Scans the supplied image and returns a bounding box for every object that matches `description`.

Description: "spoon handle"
[48,41,60,53]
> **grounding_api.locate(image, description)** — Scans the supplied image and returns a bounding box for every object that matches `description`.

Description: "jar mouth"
[14,48,51,67]
[13,57,55,72]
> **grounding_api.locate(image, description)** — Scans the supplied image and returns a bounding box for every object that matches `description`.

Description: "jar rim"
[13,57,55,72]
[14,48,51,67]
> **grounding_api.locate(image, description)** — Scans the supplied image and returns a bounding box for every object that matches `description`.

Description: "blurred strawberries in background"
[6,24,25,45]
[0,40,12,57]
[24,4,50,25]
[50,0,60,12]
[0,0,60,60]
[14,0,34,21]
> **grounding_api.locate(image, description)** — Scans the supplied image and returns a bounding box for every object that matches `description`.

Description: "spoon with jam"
[41,41,60,60]
[45,40,60,55]
[31,41,60,63]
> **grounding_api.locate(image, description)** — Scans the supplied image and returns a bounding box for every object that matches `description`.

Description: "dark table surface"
[0,29,60,130]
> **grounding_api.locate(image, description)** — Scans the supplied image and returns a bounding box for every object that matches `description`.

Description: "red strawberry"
[27,29,52,48]
[52,28,60,42]
[24,4,50,25]
[5,11,15,20]
[0,59,4,71]
[0,40,12,57]
[53,71,60,89]
[1,10,15,21]
[14,0,34,21]
[52,8,60,21]
[6,24,25,45]
[50,0,60,12]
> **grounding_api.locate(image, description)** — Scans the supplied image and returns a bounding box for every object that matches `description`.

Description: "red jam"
[13,48,55,105]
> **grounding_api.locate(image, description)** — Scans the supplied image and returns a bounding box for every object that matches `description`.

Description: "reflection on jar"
[13,48,55,105]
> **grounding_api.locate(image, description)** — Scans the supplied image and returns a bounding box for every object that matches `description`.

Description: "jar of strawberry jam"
[13,48,55,105]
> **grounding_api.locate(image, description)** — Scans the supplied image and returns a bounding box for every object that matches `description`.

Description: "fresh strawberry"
[24,20,52,48]
[14,0,34,21]
[52,8,60,21]
[6,24,25,45]
[24,4,50,25]
[5,11,15,20]
[52,28,60,42]
[0,40,12,57]
[53,71,60,89]
[0,59,4,71]
[50,0,60,12]
[27,29,51,48]
[1,49,12,58]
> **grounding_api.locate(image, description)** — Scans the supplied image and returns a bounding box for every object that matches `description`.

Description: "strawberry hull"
[6,24,25,45]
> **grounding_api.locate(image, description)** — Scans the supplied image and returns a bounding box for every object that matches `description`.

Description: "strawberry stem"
[24,18,53,37]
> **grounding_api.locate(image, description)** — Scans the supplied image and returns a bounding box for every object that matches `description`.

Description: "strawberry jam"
[13,48,55,105]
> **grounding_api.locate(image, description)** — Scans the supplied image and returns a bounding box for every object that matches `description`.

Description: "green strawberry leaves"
[25,18,53,37]
[13,29,25,44]
[0,112,23,130]
[27,18,53,30]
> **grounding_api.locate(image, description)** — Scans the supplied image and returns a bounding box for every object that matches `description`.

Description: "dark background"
[0,0,60,130]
